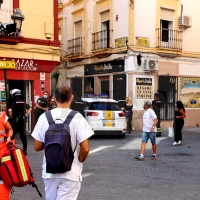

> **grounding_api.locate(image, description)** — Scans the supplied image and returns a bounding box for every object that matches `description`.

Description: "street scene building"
[0,0,60,131]
[55,0,200,130]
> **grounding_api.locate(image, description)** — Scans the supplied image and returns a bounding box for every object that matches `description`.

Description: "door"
[101,80,109,96]
[158,76,176,120]
[8,80,32,133]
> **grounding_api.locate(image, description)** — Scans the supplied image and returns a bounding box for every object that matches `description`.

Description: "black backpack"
[44,110,78,174]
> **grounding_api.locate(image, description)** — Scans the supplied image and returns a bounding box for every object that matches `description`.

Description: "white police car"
[82,95,126,136]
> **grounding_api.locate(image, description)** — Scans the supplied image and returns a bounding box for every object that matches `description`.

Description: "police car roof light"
[84,94,109,99]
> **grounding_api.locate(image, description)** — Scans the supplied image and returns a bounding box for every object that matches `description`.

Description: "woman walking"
[173,101,186,146]
[122,97,133,133]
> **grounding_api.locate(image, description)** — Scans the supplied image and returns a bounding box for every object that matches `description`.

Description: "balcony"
[92,30,111,51]
[67,37,83,55]
[156,28,183,50]
[66,37,84,62]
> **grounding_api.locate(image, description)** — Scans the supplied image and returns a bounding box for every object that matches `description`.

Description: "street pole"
[3,69,8,113]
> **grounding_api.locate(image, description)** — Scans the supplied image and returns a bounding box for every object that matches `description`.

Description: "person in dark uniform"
[34,91,49,123]
[8,89,32,155]
[71,93,85,117]
[152,93,162,137]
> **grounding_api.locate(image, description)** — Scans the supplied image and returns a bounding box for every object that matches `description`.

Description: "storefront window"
[84,77,94,96]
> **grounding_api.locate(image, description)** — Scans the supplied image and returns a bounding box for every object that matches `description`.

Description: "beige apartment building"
[56,0,200,130]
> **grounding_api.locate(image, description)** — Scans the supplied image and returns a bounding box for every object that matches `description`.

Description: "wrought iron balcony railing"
[92,29,111,50]
[156,28,183,50]
[67,37,83,55]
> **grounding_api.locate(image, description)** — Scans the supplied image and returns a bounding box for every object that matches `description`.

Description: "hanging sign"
[0,60,16,69]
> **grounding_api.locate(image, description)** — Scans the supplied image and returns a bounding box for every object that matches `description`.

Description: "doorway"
[8,80,32,133]
[101,80,109,96]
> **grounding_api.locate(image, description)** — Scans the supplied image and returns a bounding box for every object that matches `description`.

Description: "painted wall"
[179,0,200,53]
[21,0,54,40]
[179,63,200,76]
[134,0,157,47]
[112,0,128,45]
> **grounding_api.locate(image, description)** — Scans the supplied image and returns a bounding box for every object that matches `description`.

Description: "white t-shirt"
[31,108,94,181]
[143,108,157,132]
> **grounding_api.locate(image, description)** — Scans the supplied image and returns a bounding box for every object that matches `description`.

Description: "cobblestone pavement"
[10,127,200,200]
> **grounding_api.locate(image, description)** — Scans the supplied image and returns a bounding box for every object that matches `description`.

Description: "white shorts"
[44,178,81,200]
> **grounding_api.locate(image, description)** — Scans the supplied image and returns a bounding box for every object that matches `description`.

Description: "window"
[161,20,169,42]
[89,102,120,111]
[75,20,82,38]
[0,0,13,24]
[101,11,110,48]
[160,8,174,42]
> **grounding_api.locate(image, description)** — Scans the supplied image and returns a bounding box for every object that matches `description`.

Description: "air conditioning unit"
[179,15,192,28]
[143,59,158,71]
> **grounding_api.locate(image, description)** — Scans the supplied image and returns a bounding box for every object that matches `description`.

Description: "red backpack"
[0,144,42,197]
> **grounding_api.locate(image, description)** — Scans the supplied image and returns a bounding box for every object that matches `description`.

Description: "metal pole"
[4,69,8,113]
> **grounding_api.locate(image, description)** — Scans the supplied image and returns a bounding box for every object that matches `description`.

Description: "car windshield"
[89,102,120,111]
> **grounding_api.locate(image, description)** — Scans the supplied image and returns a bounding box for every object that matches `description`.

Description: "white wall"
[112,0,129,44]
[134,0,157,47]
[85,0,95,55]
[179,63,200,76]
[65,66,84,78]
[180,0,200,52]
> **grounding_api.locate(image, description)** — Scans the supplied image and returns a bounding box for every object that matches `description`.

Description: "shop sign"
[40,72,46,80]
[14,59,37,71]
[115,37,127,48]
[135,86,153,99]
[136,78,152,86]
[179,77,200,108]
[85,61,124,75]
[0,57,58,73]
[0,60,15,69]
[136,37,150,47]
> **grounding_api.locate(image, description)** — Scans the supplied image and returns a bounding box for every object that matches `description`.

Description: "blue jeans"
[142,131,156,144]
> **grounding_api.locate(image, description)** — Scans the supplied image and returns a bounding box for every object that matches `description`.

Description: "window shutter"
[101,11,110,22]
[75,21,82,38]
[160,8,173,21]
[0,0,12,24]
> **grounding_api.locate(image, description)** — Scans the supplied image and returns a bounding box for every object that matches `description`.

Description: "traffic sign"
[0,60,16,69]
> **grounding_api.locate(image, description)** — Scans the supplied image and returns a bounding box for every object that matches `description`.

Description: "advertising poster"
[135,78,153,99]
[179,77,200,108]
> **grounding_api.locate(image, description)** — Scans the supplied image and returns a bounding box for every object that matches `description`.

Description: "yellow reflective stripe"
[105,111,112,120]
[1,156,11,162]
[16,149,28,182]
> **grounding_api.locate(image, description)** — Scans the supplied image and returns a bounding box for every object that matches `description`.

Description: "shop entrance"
[8,80,32,133]
[101,80,109,96]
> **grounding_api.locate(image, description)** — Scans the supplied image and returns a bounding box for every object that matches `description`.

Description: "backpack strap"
[64,110,78,125]
[45,111,54,125]
[64,110,78,152]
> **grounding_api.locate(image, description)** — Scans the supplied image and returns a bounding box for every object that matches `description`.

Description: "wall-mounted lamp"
[0,7,25,37]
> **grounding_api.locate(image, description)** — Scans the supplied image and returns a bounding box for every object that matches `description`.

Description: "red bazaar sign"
[0,57,59,73]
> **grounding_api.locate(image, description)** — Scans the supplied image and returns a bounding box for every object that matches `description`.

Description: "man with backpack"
[31,86,94,200]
